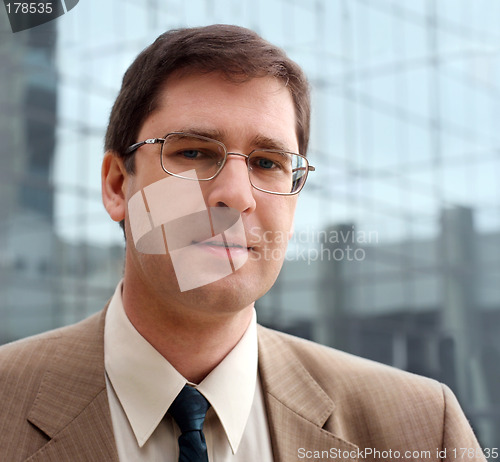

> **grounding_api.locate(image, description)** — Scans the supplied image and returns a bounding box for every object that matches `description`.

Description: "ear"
[102,151,127,222]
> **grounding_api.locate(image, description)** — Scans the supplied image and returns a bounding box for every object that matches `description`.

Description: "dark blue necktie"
[168,385,211,462]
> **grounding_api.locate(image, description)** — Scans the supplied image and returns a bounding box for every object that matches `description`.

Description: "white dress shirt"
[104,282,274,461]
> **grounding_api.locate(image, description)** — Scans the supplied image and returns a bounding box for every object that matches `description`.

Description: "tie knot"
[168,385,210,434]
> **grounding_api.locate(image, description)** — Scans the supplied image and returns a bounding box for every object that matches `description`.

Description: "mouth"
[193,240,254,252]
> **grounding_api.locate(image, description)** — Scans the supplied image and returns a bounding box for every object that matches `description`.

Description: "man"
[0,25,486,461]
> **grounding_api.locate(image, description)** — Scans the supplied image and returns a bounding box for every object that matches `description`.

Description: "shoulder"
[257,324,445,409]
[257,327,482,453]
[0,311,108,458]
[0,310,104,389]
[0,310,104,355]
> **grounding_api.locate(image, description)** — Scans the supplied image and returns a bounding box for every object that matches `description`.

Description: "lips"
[193,239,253,251]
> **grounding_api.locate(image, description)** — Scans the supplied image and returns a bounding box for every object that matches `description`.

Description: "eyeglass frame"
[125,132,315,196]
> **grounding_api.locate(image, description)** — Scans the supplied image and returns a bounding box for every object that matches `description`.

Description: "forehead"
[141,72,298,151]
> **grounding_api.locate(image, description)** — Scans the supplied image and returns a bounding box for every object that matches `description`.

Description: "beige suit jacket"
[0,309,486,461]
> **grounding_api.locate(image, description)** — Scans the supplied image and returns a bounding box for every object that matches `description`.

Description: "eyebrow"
[250,134,290,152]
[173,127,293,153]
[174,127,227,142]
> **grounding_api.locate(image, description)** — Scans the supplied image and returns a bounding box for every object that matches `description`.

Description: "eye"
[171,149,220,162]
[256,157,277,169]
[250,152,287,172]
[179,149,201,159]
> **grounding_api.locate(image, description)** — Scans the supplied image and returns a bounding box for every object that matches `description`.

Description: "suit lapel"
[23,311,357,461]
[26,310,119,461]
[258,326,359,462]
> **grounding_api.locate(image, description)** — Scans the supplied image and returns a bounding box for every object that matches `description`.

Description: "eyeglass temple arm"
[292,166,316,172]
[125,138,164,155]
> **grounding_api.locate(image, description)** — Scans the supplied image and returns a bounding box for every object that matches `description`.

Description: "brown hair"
[104,24,311,173]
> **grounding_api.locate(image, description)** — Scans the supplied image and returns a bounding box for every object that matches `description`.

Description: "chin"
[178,270,271,313]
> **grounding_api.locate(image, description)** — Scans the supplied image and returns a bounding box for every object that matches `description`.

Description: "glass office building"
[0,0,498,451]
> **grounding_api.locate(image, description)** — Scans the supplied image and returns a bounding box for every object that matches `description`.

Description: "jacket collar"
[257,325,359,462]
[24,310,357,461]
[26,309,119,461]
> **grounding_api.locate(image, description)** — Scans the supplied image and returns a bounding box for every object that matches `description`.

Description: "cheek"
[270,197,297,227]
[257,198,297,245]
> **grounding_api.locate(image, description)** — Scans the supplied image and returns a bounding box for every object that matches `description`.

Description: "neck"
[121,278,254,384]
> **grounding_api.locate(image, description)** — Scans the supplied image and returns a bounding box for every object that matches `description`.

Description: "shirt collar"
[104,281,258,453]
[197,308,257,453]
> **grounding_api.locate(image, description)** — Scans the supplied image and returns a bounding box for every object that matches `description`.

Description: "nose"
[203,154,257,213]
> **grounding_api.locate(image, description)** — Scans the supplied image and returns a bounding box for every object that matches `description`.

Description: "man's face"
[120,72,299,314]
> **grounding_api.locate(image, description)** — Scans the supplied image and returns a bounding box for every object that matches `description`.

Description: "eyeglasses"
[125,132,315,195]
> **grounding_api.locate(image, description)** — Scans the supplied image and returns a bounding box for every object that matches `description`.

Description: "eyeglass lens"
[160,133,309,194]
